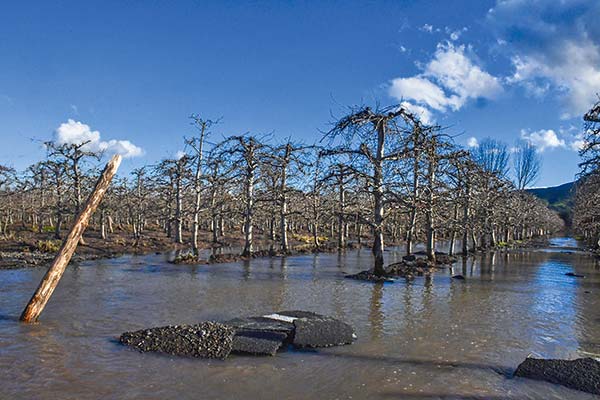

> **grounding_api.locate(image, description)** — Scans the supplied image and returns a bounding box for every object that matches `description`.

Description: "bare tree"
[513,141,541,190]
[323,105,420,276]
[473,138,509,178]
[215,135,267,256]
[186,115,219,255]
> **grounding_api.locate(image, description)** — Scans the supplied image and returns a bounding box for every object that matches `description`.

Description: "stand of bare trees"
[574,100,600,248]
[0,107,563,275]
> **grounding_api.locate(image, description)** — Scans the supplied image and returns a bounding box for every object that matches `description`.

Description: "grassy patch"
[36,239,61,253]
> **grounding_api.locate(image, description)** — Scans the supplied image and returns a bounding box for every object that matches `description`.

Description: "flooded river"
[1,238,599,399]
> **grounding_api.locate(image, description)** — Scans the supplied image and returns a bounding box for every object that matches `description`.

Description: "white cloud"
[488,0,600,118]
[570,138,586,151]
[446,26,467,41]
[568,131,587,151]
[54,119,143,158]
[420,24,433,33]
[520,129,565,152]
[390,76,457,112]
[389,43,502,116]
[425,43,502,104]
[175,150,186,160]
[467,137,479,148]
[400,101,434,125]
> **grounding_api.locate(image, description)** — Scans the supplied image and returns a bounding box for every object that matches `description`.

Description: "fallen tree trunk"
[20,154,122,323]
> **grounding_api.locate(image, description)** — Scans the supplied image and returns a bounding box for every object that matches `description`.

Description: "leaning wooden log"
[20,154,122,323]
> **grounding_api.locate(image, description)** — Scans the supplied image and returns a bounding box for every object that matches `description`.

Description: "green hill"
[527,181,575,225]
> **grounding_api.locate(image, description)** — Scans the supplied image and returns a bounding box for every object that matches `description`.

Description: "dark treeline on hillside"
[0,105,563,275]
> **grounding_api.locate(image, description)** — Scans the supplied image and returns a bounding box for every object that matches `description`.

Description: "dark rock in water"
[435,254,458,265]
[119,321,234,359]
[226,316,295,344]
[565,272,585,278]
[415,258,430,268]
[232,330,288,356]
[402,254,416,262]
[452,274,466,280]
[386,261,433,279]
[345,270,394,283]
[277,310,324,319]
[292,316,355,348]
[514,357,600,395]
[121,311,356,359]
[414,250,447,256]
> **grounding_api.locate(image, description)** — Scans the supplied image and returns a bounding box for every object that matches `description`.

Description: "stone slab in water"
[119,321,235,359]
[277,310,324,319]
[514,357,600,395]
[292,316,355,348]
[226,316,295,337]
[232,330,288,356]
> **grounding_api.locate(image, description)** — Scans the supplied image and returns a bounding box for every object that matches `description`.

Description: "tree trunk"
[425,151,436,263]
[175,174,183,244]
[20,155,121,323]
[372,121,386,276]
[242,165,254,257]
[337,179,345,250]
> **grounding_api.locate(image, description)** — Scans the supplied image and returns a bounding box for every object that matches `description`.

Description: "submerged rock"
[232,330,288,356]
[386,261,434,279]
[226,316,295,339]
[565,272,585,278]
[344,270,394,283]
[292,316,355,348]
[120,311,356,359]
[277,310,323,319]
[514,357,600,395]
[452,274,466,280]
[119,321,235,359]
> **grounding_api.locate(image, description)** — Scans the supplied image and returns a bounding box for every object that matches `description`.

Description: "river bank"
[1,224,571,271]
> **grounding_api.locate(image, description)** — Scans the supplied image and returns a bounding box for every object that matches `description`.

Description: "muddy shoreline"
[1,227,572,271]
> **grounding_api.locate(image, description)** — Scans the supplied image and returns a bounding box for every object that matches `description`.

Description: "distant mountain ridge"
[527,181,575,225]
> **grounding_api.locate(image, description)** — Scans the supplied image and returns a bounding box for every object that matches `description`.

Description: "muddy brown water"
[1,237,599,399]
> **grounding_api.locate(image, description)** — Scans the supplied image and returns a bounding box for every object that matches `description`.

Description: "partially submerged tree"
[323,105,422,276]
[215,135,267,256]
[186,115,219,255]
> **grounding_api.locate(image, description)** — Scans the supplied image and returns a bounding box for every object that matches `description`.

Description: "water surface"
[1,238,599,399]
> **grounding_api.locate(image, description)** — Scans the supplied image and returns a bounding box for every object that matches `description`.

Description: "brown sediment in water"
[0,239,598,399]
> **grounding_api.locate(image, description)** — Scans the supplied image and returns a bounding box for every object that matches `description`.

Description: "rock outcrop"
[120,311,355,359]
[514,357,600,395]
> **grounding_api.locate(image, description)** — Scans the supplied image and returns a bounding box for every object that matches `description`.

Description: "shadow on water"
[379,393,518,400]
[0,314,19,322]
[314,351,514,377]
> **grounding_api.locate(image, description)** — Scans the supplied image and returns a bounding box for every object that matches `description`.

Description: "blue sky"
[1,0,599,186]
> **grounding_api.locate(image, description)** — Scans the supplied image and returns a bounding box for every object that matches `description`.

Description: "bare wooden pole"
[20,154,122,323]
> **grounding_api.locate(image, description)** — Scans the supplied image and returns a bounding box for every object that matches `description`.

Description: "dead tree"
[267,141,311,253]
[186,115,220,255]
[513,141,541,190]
[215,135,266,256]
[323,105,420,276]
